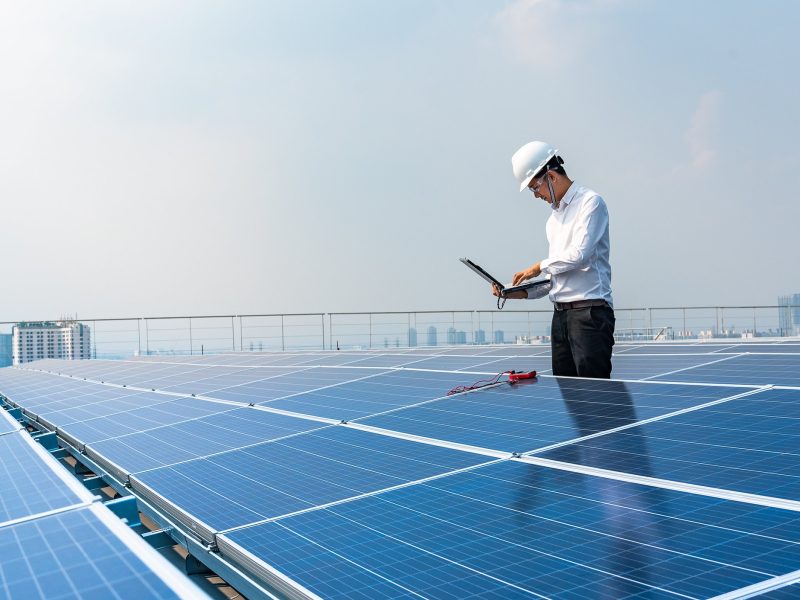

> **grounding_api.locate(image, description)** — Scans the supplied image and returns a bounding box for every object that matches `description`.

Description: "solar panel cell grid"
[86,407,329,476]
[359,378,752,454]
[0,506,193,600]
[0,432,89,525]
[131,427,491,538]
[222,460,800,599]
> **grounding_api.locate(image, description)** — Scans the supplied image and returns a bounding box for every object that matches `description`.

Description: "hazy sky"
[1,0,798,320]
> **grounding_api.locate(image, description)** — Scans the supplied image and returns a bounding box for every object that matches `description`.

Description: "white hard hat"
[511,141,559,192]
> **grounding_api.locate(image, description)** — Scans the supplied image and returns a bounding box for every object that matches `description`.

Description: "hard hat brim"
[519,173,537,192]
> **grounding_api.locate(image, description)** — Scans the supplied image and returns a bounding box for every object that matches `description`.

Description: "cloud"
[686,90,722,169]
[492,0,624,67]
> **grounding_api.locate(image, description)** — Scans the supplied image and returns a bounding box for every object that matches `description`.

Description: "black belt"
[553,299,609,311]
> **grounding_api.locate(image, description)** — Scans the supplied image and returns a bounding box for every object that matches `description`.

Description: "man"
[493,141,615,378]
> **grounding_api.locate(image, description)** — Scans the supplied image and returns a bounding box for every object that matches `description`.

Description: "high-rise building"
[446,327,457,345]
[0,334,12,367]
[493,329,505,344]
[778,294,800,336]
[12,321,92,365]
[426,326,438,347]
[408,327,417,347]
[456,330,467,344]
[474,329,486,344]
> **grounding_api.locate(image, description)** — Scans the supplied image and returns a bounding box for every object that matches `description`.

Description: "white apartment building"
[12,321,92,365]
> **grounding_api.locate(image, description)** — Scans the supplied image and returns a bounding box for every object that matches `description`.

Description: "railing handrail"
[2,305,800,326]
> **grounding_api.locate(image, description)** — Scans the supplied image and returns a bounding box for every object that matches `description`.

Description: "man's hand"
[512,262,542,286]
[492,284,527,299]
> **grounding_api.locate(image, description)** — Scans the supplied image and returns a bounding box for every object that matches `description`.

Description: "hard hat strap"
[545,173,560,210]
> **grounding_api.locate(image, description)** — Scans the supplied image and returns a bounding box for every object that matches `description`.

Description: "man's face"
[528,172,553,204]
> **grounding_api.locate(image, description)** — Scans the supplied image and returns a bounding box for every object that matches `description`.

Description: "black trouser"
[551,305,615,378]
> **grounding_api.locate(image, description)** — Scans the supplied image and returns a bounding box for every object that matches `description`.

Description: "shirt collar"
[556,182,579,212]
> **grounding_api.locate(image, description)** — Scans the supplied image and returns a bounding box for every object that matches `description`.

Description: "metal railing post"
[369,314,373,349]
[145,319,150,356]
[239,316,243,351]
[281,315,285,352]
[682,308,686,339]
[321,314,325,350]
[137,319,142,356]
[231,316,235,352]
[188,317,193,355]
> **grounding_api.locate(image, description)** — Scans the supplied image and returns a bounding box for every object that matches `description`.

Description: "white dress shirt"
[537,182,613,307]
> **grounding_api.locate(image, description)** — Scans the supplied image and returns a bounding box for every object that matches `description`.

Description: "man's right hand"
[512,262,542,285]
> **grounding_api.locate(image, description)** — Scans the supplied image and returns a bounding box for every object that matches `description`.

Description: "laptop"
[460,257,552,298]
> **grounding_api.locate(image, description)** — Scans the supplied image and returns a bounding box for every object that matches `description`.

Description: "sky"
[0,0,798,320]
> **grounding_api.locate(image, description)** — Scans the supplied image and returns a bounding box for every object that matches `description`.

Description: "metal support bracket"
[104,496,141,528]
[81,475,106,491]
[185,553,213,576]
[32,431,58,450]
[142,529,176,550]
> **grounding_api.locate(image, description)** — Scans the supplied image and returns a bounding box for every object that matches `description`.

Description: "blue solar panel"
[158,365,310,395]
[0,432,90,525]
[57,397,233,447]
[220,460,800,599]
[86,407,329,477]
[37,390,179,424]
[131,426,491,539]
[538,387,800,501]
[613,344,736,355]
[359,377,751,454]
[203,367,389,404]
[264,369,499,420]
[651,354,800,386]
[607,353,742,380]
[0,505,200,599]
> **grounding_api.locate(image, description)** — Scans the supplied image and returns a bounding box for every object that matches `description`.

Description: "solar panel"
[536,387,800,502]
[202,366,390,404]
[262,369,502,420]
[57,396,234,449]
[130,426,493,542]
[218,460,800,599]
[0,504,203,599]
[651,353,800,386]
[0,431,93,526]
[358,377,756,454]
[85,407,330,481]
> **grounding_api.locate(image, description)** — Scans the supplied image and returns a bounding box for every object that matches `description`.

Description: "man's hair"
[543,155,567,178]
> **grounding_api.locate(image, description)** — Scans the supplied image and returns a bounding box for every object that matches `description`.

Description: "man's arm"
[539,195,608,275]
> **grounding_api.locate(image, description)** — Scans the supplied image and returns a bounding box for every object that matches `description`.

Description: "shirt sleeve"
[540,195,608,275]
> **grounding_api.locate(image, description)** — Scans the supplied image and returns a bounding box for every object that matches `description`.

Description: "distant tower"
[493,329,505,344]
[12,321,91,365]
[427,326,438,347]
[408,327,417,347]
[778,294,800,336]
